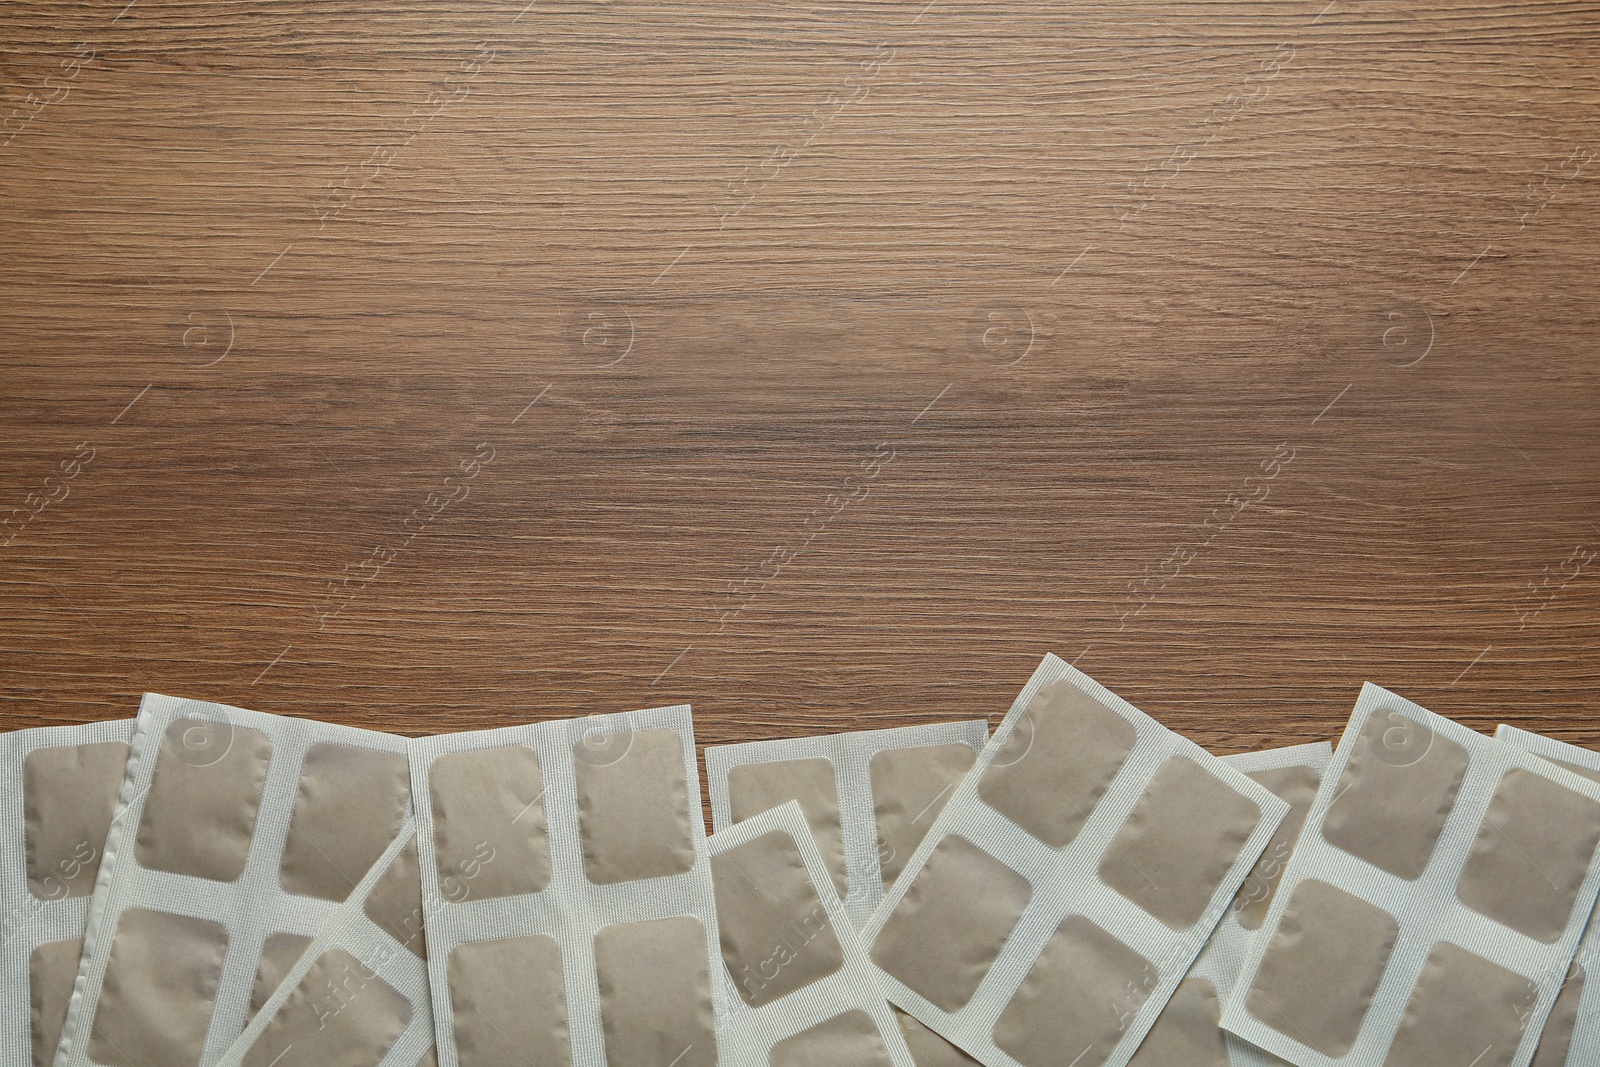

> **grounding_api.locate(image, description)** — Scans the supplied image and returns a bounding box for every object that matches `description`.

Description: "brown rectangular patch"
[573,727,695,885]
[134,718,273,883]
[428,744,550,902]
[278,742,410,903]
[1097,756,1264,929]
[1383,941,1534,1067]
[23,741,127,900]
[1243,879,1399,1057]
[448,933,569,1067]
[977,679,1137,849]
[593,915,717,1067]
[870,834,1033,1013]
[710,828,845,1008]
[1531,963,1584,1067]
[1454,767,1600,942]
[1321,708,1469,880]
[86,907,230,1067]
[991,914,1153,1067]
[893,1008,983,1067]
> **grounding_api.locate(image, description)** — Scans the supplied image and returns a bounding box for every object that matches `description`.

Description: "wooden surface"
[3,0,1599,777]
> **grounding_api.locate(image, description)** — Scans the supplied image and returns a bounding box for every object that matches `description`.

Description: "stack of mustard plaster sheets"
[6,653,1600,1067]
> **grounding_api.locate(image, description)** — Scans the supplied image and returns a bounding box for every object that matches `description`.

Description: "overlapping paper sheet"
[409,703,730,1067]
[706,719,988,928]
[709,721,992,1067]
[1493,724,1600,1067]
[1,720,134,1067]
[862,653,1289,1067]
[56,694,413,1067]
[215,822,435,1067]
[1126,742,1332,1067]
[708,800,919,1066]
[1222,684,1600,1067]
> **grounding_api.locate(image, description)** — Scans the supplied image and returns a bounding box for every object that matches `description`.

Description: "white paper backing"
[55,693,412,1067]
[705,719,989,928]
[861,653,1290,1067]
[0,719,136,1067]
[708,800,918,1067]
[407,704,730,1067]
[1220,684,1600,1067]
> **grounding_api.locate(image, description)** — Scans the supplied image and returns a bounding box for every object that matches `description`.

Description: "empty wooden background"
[3,0,1598,775]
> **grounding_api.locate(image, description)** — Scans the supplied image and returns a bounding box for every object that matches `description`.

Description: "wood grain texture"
[3,0,1599,801]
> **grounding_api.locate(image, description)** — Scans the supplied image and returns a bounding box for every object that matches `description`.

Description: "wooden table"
[3,0,1597,781]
